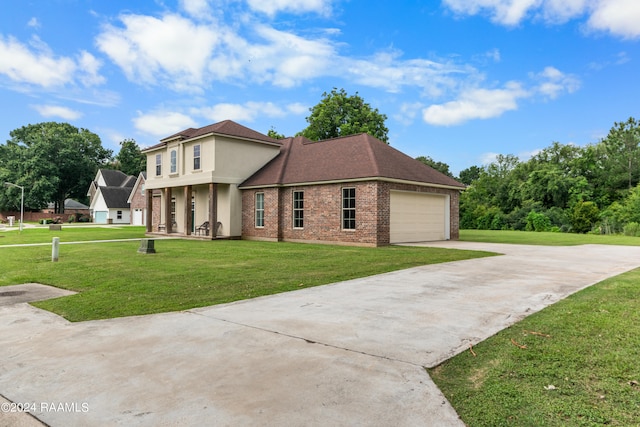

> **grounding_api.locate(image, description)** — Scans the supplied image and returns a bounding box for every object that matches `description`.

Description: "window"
[117,210,123,220]
[342,188,356,230]
[293,191,304,228]
[170,149,177,174]
[155,154,162,176]
[193,144,201,170]
[255,193,264,227]
[171,197,176,225]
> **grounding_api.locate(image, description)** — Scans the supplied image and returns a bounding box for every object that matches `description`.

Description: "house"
[127,172,161,226]
[142,120,465,246]
[88,169,137,224]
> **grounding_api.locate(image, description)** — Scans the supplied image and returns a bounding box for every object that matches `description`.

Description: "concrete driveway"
[2,242,640,426]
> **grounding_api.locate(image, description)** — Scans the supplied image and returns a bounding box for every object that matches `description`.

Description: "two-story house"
[142,120,465,246]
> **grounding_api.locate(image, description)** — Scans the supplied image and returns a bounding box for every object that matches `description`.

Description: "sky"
[1,0,639,175]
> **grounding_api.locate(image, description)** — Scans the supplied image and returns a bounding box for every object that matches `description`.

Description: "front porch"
[145,182,240,240]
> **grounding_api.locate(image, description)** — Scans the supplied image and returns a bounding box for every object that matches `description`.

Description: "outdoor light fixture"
[4,182,24,232]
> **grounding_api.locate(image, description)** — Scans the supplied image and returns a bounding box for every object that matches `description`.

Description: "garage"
[132,208,144,226]
[94,211,108,224]
[390,191,449,243]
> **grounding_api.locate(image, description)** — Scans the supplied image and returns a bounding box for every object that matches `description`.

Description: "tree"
[267,127,285,140]
[1,122,112,213]
[458,165,481,185]
[300,88,389,143]
[116,139,146,176]
[415,156,454,178]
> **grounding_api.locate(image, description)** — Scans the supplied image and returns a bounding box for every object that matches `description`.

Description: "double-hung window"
[170,149,177,174]
[293,191,304,228]
[155,154,162,176]
[193,144,201,170]
[255,193,264,227]
[342,188,356,230]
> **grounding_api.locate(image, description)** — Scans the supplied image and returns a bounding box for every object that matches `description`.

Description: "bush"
[623,222,640,237]
[525,211,551,232]
[68,215,75,223]
[571,201,600,234]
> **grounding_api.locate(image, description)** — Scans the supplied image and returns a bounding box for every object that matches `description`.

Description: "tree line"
[0,122,145,214]
[459,117,640,234]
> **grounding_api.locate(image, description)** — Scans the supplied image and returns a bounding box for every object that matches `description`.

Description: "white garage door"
[390,191,448,243]
[132,208,144,226]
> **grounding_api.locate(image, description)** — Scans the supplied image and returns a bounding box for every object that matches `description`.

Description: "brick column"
[209,183,217,239]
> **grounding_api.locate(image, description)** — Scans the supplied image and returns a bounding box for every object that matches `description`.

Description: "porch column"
[209,183,217,240]
[164,187,172,234]
[145,188,153,233]
[184,185,192,236]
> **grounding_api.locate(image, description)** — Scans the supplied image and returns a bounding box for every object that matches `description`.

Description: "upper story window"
[155,154,162,176]
[342,188,356,230]
[255,192,264,227]
[170,149,177,174]
[293,191,304,229]
[193,144,201,170]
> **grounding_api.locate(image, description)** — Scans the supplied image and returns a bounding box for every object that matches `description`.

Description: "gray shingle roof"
[100,169,131,187]
[100,187,133,209]
[240,133,464,189]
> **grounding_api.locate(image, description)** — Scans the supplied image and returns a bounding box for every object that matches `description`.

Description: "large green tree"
[115,138,146,176]
[300,88,389,143]
[415,156,454,178]
[0,122,112,213]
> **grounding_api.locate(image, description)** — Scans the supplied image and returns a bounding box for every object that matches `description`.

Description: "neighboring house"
[44,199,90,216]
[88,169,137,224]
[142,120,465,246]
[128,172,161,226]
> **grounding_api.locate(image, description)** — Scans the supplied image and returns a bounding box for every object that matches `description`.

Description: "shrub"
[525,211,551,232]
[571,201,600,234]
[623,222,640,237]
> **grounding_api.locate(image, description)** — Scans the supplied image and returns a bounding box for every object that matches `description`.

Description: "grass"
[429,268,640,426]
[0,238,495,321]
[0,225,147,245]
[461,229,640,246]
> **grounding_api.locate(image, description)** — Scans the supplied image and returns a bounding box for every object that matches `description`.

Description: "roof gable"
[240,133,464,189]
[99,169,130,187]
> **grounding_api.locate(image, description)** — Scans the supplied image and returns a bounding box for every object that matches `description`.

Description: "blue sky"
[1,0,639,175]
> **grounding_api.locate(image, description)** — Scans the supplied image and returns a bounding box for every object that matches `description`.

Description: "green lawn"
[0,238,494,321]
[461,229,640,246]
[0,225,147,245]
[429,268,640,426]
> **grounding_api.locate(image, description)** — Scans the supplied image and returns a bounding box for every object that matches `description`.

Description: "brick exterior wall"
[242,180,461,246]
[129,184,161,228]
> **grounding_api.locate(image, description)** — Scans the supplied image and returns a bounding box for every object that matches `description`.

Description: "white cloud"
[96,14,219,91]
[77,51,105,86]
[423,81,528,125]
[532,66,580,99]
[286,102,309,115]
[179,0,212,18]
[0,35,77,87]
[444,0,541,26]
[443,0,640,38]
[27,17,40,28]
[246,0,332,16]
[194,101,290,123]
[587,0,640,38]
[394,102,424,125]
[0,35,105,91]
[32,104,82,120]
[133,111,198,137]
[479,152,501,165]
[344,51,468,96]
